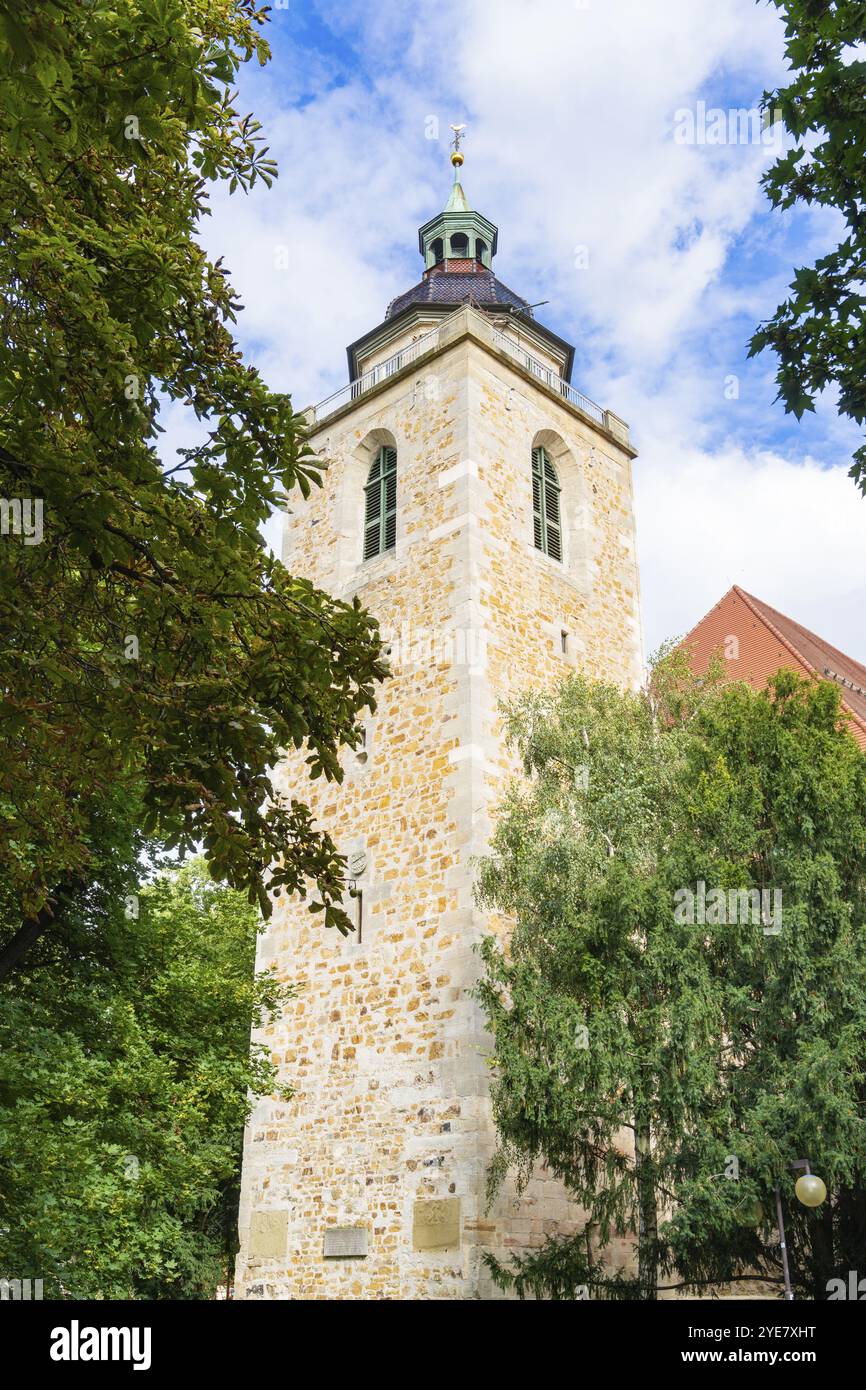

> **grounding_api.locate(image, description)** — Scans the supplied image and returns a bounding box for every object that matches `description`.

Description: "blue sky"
[168,0,866,662]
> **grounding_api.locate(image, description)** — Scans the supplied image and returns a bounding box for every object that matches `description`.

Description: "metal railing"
[305,323,443,426]
[305,310,629,445]
[490,329,604,423]
[491,330,629,443]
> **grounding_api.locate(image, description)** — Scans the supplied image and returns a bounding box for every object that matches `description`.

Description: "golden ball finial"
[449,123,467,167]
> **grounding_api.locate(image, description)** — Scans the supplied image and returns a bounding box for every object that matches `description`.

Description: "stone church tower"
[235,143,644,1299]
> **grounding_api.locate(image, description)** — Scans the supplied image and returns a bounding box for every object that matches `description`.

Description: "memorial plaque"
[323,1225,368,1258]
[248,1209,288,1259]
[412,1197,461,1251]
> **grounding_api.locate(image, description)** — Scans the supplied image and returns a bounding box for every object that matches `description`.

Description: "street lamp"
[775,1159,827,1301]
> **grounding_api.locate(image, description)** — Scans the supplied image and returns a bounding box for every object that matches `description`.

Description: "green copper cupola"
[418,138,498,273]
[347,127,577,383]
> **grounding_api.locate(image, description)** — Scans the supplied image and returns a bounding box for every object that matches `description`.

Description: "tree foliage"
[476,657,866,1299]
[0,817,289,1300]
[749,0,866,492]
[0,0,385,973]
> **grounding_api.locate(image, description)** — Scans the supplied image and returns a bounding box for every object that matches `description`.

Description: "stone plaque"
[323,1226,368,1259]
[347,850,367,878]
[248,1209,288,1259]
[412,1198,461,1252]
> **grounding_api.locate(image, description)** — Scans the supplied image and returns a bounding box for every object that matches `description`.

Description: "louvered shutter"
[363,447,397,560]
[383,447,397,552]
[543,454,562,561]
[363,453,383,559]
[531,447,562,561]
[532,448,544,551]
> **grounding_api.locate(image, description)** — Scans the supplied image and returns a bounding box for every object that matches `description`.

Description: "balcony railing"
[305,324,443,427]
[305,312,629,445]
[490,329,621,437]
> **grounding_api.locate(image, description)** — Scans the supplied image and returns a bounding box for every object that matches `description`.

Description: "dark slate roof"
[385,269,532,320]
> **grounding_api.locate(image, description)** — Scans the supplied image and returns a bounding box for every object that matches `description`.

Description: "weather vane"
[449,123,467,167]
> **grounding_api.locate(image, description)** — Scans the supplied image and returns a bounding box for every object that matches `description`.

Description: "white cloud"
[636,440,866,658]
[180,0,866,667]
[207,0,791,397]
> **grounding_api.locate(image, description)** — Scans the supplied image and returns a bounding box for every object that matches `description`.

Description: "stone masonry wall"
[235,309,644,1299]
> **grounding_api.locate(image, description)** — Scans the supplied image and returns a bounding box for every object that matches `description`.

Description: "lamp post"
[774,1159,827,1301]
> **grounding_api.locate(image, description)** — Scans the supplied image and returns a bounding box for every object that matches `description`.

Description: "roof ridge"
[732,585,817,679]
[679,585,737,651]
[490,270,532,304]
[732,587,866,739]
[736,586,866,685]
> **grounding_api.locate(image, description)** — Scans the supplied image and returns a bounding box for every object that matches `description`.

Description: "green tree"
[0,828,289,1300]
[749,0,866,493]
[0,0,385,978]
[665,668,866,1299]
[476,660,866,1299]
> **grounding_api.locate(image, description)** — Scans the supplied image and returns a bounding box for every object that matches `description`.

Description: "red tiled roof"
[679,585,866,749]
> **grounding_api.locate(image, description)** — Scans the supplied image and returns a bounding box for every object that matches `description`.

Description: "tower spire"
[444,123,470,213]
[416,125,496,272]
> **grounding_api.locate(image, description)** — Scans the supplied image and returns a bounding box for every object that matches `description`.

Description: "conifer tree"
[477,657,866,1298]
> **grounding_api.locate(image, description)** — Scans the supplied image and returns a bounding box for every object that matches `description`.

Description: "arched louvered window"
[532,447,562,561]
[363,446,397,560]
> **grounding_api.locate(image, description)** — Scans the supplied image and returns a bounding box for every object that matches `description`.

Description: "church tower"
[235,139,644,1299]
